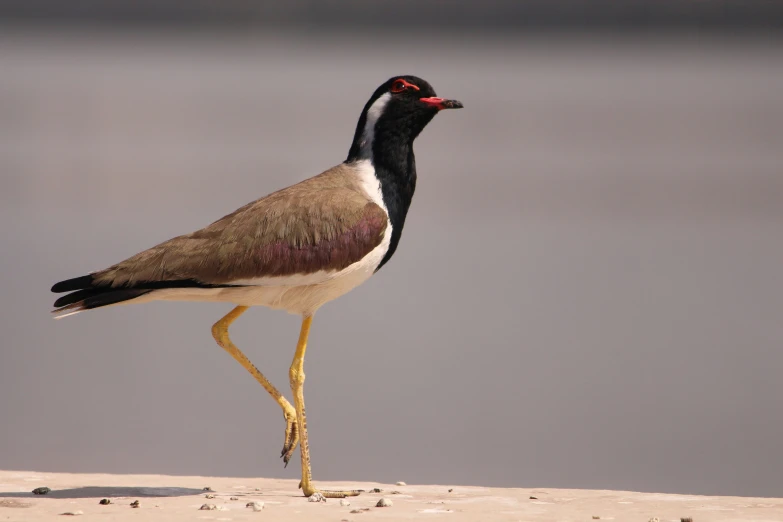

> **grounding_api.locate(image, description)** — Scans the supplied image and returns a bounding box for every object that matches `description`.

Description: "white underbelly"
[145,266,373,315]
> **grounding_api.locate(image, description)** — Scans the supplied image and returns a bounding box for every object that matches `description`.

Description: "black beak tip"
[445,99,464,109]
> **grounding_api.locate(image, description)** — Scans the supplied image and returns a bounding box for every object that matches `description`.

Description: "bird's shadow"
[0,485,203,499]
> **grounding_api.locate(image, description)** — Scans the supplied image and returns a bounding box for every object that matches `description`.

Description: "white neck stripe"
[359,92,391,160]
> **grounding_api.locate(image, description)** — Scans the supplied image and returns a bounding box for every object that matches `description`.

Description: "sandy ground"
[1,471,781,521]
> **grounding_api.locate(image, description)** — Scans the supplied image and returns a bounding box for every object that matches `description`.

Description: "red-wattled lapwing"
[51,75,462,499]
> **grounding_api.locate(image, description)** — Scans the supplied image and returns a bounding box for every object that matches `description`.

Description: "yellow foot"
[299,481,363,499]
[280,410,299,467]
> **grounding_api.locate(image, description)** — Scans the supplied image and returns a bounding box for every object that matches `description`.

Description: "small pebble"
[230,496,239,501]
[648,518,660,522]
[60,511,83,516]
[205,494,215,499]
[99,498,111,505]
[681,518,693,522]
[376,497,393,507]
[246,501,264,511]
[593,517,601,520]
[32,487,51,495]
[350,508,370,513]
[200,504,217,510]
[130,500,140,508]
[396,481,406,486]
[340,499,351,506]
[370,488,383,493]
[530,496,538,500]
[390,490,402,494]
[448,488,454,493]
[308,492,326,502]
[254,487,260,491]
[203,486,213,492]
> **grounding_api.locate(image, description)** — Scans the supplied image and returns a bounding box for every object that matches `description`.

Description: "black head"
[347,75,463,162]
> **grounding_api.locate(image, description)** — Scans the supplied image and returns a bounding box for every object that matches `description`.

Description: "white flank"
[229,271,339,287]
[359,92,391,159]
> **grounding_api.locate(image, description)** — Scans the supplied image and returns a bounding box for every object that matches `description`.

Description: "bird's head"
[348,75,463,162]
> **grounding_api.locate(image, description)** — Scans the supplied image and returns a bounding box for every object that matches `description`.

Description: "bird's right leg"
[211,305,300,465]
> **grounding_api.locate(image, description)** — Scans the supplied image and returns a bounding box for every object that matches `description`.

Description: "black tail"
[51,274,236,315]
[51,274,152,315]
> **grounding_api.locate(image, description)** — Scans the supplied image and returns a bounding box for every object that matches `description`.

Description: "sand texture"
[1,470,781,521]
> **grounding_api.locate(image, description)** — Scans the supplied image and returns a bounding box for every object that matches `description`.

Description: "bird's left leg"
[289,314,362,499]
[211,305,299,465]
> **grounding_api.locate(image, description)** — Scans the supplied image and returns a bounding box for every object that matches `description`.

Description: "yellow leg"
[289,314,362,499]
[211,306,299,465]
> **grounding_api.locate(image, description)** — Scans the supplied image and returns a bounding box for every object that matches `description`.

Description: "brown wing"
[92,166,388,287]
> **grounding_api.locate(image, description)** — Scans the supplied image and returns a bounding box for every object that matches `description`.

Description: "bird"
[51,75,462,499]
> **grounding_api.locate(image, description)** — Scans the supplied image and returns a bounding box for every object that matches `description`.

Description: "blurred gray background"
[1,1,782,498]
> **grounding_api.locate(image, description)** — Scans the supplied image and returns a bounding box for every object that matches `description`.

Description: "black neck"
[346,126,417,272]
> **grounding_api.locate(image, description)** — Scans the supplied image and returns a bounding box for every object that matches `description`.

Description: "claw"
[280,411,299,467]
[281,447,294,468]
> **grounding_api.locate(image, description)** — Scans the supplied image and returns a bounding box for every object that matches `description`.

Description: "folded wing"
[52,171,388,314]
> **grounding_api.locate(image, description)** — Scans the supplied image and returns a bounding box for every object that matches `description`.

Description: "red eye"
[391,79,420,93]
[391,80,407,93]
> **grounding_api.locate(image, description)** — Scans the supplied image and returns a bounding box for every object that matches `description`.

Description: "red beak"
[419,97,464,110]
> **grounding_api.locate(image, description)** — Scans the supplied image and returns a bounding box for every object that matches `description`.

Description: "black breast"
[371,146,417,271]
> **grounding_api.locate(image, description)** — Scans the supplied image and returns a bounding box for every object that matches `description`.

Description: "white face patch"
[358,92,391,160]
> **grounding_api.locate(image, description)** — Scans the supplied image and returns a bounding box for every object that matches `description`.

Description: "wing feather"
[90,168,388,288]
